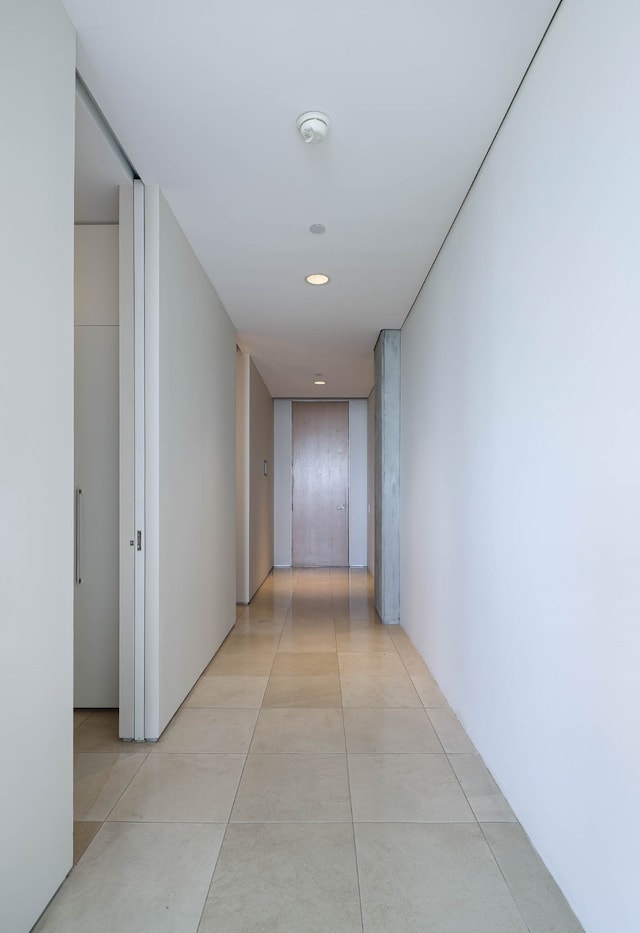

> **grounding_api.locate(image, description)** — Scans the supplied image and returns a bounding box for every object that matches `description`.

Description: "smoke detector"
[296,111,331,145]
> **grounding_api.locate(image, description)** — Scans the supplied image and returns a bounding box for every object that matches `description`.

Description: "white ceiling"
[64,0,558,398]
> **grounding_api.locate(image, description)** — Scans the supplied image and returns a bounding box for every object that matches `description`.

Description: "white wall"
[248,360,274,598]
[0,2,75,928]
[145,188,236,737]
[236,351,250,602]
[273,399,292,566]
[349,400,368,567]
[400,2,640,931]
[367,389,375,575]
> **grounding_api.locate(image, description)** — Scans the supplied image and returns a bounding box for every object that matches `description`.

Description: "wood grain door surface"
[292,401,349,566]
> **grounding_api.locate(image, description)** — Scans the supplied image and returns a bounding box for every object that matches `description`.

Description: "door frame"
[291,400,350,567]
[118,179,146,741]
[273,399,370,569]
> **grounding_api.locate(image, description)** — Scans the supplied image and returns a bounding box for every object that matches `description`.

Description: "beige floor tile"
[73,709,92,729]
[334,596,376,610]
[481,823,585,933]
[270,652,338,676]
[49,571,577,933]
[217,634,280,655]
[340,673,422,708]
[355,822,527,932]
[284,615,335,630]
[277,632,337,653]
[184,675,268,708]
[73,821,102,864]
[428,708,477,752]
[410,671,448,707]
[402,656,431,676]
[231,753,351,822]
[387,627,422,659]
[287,603,332,618]
[199,823,362,933]
[74,752,147,821]
[449,754,517,822]
[251,708,345,753]
[334,616,381,632]
[349,753,474,822]
[335,629,394,652]
[155,708,258,753]
[262,674,342,708]
[334,607,379,622]
[73,711,152,754]
[203,652,275,676]
[237,601,290,620]
[334,605,375,618]
[343,708,442,754]
[34,822,225,933]
[108,753,245,822]
[332,602,375,616]
[231,618,285,635]
[338,651,406,675]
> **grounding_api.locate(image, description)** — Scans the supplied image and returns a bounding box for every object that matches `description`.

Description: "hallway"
[37,570,581,932]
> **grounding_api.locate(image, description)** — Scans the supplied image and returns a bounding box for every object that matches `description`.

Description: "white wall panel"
[400,2,640,930]
[145,188,236,738]
[0,2,75,928]
[249,360,274,597]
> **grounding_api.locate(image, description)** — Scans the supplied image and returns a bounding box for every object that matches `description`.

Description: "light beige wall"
[248,359,274,599]
[0,2,75,928]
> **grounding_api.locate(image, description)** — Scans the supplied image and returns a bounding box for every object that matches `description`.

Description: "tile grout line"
[195,575,294,933]
[332,571,367,933]
[477,820,535,933]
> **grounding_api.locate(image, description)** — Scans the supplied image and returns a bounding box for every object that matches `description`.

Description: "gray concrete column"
[374,329,400,624]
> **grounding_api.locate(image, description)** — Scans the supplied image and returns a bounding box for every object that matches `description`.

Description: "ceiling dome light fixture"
[309,223,326,234]
[297,111,331,145]
[305,273,330,285]
[314,374,327,385]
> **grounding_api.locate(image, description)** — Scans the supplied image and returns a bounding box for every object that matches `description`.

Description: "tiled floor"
[35,569,583,932]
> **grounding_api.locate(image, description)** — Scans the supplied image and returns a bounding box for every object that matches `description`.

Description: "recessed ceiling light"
[313,374,327,385]
[306,273,330,285]
[310,224,326,234]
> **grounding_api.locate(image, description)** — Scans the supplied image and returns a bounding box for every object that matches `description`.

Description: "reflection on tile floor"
[36,569,583,932]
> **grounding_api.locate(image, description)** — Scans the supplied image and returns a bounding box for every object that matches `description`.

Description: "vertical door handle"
[75,488,82,584]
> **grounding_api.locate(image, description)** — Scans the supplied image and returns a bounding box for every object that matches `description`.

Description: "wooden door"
[292,401,349,566]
